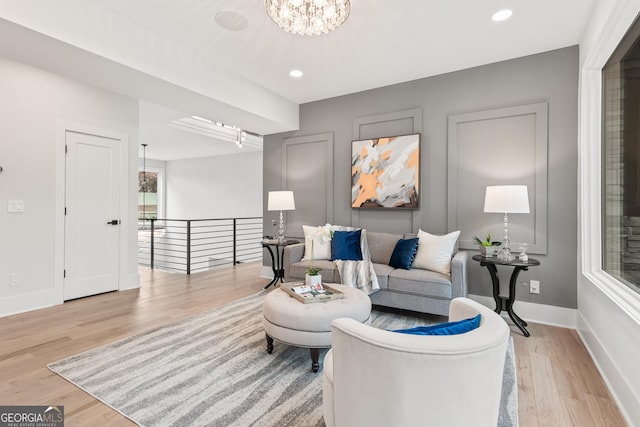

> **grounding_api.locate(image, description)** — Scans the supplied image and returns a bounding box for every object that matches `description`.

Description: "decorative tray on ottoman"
[281,283,345,304]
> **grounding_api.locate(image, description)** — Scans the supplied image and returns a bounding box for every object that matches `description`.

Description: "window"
[602,16,640,295]
[138,167,164,223]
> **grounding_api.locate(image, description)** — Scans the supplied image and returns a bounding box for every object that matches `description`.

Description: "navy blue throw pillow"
[392,314,481,336]
[389,238,419,270]
[330,230,363,261]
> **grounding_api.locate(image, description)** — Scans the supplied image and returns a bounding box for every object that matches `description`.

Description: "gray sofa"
[283,231,469,316]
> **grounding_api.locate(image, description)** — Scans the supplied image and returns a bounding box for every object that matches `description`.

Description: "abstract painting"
[351,133,420,209]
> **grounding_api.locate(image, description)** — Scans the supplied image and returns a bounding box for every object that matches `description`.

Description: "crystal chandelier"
[265,0,351,36]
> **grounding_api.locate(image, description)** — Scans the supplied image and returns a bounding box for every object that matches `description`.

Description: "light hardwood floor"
[0,263,628,426]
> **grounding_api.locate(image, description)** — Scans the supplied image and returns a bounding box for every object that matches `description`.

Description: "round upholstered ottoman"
[262,283,371,372]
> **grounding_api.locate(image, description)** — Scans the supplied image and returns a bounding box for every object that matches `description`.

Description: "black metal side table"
[472,254,541,337]
[261,239,299,289]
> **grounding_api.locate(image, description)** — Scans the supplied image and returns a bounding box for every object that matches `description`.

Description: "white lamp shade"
[483,185,530,213]
[268,191,296,211]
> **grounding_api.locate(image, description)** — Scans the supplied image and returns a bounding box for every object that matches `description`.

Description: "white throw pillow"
[412,229,461,275]
[301,225,332,261]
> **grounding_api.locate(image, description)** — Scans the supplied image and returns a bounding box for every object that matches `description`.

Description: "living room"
[0,1,639,426]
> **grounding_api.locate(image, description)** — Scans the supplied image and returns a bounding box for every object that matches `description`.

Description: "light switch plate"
[8,200,24,213]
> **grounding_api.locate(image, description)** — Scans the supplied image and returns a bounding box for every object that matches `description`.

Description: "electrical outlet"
[9,273,22,287]
[7,200,24,213]
[530,280,540,294]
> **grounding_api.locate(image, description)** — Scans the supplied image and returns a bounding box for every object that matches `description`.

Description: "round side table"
[261,239,299,289]
[472,254,540,337]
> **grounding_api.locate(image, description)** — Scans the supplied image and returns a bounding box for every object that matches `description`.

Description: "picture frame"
[351,133,420,209]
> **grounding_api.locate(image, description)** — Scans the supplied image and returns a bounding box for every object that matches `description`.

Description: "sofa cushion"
[289,260,340,283]
[389,238,419,270]
[412,229,460,275]
[388,268,453,299]
[331,230,363,261]
[404,232,459,253]
[367,232,404,264]
[392,314,481,335]
[301,225,332,261]
[372,263,395,289]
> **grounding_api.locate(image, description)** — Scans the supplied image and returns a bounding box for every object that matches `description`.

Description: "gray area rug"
[48,292,518,426]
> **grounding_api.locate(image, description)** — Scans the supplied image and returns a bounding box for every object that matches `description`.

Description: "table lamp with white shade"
[268,191,296,243]
[483,185,530,262]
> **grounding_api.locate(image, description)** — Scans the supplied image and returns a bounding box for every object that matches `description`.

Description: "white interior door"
[64,130,120,300]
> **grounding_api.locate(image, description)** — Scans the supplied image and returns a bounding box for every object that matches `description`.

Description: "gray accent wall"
[448,102,549,255]
[281,133,334,239]
[351,109,422,232]
[264,46,579,309]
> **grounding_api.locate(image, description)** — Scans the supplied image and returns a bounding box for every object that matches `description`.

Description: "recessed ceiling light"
[215,11,249,32]
[289,69,304,78]
[492,9,513,22]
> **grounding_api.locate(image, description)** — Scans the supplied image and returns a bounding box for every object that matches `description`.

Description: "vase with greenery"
[473,233,501,257]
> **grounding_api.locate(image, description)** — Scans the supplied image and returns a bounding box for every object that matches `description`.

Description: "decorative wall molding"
[351,108,423,230]
[447,103,549,254]
[282,133,334,238]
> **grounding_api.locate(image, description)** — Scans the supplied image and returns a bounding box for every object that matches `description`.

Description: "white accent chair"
[322,297,511,427]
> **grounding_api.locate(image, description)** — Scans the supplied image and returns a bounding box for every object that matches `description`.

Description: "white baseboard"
[0,289,59,317]
[469,294,577,329]
[120,273,141,291]
[259,266,578,327]
[1,273,140,318]
[258,267,578,328]
[577,310,639,427]
[260,265,274,280]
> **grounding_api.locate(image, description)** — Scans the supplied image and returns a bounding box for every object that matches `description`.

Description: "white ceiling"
[90,0,596,104]
[139,101,263,161]
[0,0,597,160]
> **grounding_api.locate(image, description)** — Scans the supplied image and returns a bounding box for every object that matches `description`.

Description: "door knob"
[107,220,120,225]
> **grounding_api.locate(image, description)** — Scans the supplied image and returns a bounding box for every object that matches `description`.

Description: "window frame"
[138,165,165,225]
[580,3,640,323]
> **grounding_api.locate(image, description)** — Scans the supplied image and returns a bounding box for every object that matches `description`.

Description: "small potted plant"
[305,239,323,286]
[305,266,322,286]
[473,233,501,257]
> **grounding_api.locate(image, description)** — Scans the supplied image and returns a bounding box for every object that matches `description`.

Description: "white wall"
[578,1,640,425]
[0,6,300,135]
[0,57,139,316]
[166,151,262,219]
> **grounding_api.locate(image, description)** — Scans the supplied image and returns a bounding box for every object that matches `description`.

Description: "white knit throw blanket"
[332,225,380,295]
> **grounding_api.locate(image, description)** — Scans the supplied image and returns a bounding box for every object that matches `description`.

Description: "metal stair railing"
[137,217,263,274]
